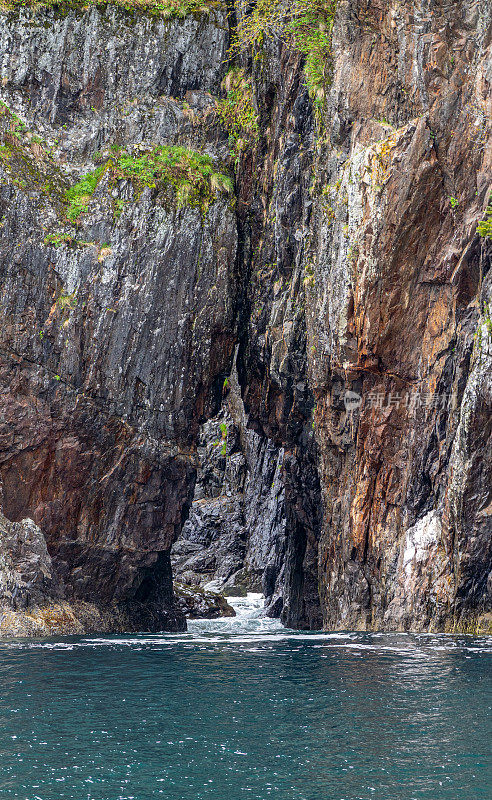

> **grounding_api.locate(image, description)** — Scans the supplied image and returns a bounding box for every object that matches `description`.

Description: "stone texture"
[218,0,491,632]
[305,0,492,632]
[0,5,229,167]
[0,0,490,637]
[0,508,186,636]
[0,4,236,634]
[232,0,491,631]
[174,582,235,619]
[172,373,290,617]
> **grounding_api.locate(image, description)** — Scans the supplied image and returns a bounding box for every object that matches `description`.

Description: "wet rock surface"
[174,582,235,619]
[0,509,188,635]
[0,0,490,635]
[171,380,290,618]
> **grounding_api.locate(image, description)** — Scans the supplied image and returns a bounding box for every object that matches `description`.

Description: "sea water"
[0,594,490,800]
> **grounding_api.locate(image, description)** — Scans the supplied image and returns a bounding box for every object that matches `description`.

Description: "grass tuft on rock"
[478,203,492,239]
[216,68,259,161]
[0,0,223,18]
[65,165,107,222]
[64,145,232,221]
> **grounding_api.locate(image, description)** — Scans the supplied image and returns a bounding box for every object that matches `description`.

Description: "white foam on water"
[186,592,284,637]
[1,591,491,654]
[228,592,265,616]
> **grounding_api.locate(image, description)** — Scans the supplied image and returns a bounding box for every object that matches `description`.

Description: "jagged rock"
[174,582,235,619]
[172,375,291,616]
[0,509,186,636]
[0,5,228,166]
[0,510,65,631]
[174,496,248,585]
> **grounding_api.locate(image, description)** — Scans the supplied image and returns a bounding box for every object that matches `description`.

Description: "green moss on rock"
[64,145,233,221]
[0,0,223,19]
[478,202,492,239]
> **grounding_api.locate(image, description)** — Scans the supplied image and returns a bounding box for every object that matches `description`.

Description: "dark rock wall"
[0,0,490,635]
[172,370,293,619]
[225,0,491,632]
[0,6,237,632]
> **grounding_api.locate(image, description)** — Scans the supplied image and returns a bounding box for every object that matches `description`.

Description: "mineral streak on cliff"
[0,0,490,636]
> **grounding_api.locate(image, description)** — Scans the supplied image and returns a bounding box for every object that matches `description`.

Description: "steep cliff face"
[0,0,490,636]
[233,0,491,631]
[0,4,237,632]
[307,0,492,631]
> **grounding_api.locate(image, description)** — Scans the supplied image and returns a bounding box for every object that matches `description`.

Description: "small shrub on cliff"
[64,145,232,221]
[286,0,336,105]
[44,232,74,247]
[232,0,337,113]
[56,291,77,311]
[218,422,227,456]
[216,69,259,160]
[478,203,492,239]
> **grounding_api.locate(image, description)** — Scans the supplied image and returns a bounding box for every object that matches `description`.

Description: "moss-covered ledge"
[64,145,233,223]
[0,0,224,19]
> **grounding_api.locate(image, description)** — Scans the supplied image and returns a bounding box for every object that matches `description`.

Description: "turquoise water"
[0,596,491,800]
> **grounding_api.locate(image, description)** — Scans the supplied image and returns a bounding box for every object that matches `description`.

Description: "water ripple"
[0,595,490,800]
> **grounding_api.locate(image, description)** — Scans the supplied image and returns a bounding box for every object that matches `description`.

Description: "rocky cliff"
[0,0,490,636]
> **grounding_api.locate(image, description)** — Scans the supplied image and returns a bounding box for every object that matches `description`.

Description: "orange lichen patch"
[30,603,84,634]
[365,129,401,190]
[0,602,85,638]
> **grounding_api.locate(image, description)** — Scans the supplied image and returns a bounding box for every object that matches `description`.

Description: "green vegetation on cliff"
[65,145,232,221]
[232,0,337,109]
[216,69,259,160]
[478,203,492,239]
[0,100,232,223]
[0,0,222,18]
[65,165,107,221]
